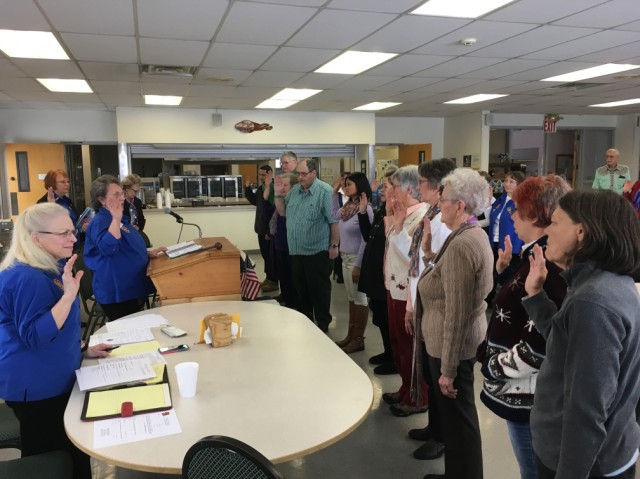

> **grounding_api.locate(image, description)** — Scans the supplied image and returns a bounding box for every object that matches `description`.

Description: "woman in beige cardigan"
[416,168,493,479]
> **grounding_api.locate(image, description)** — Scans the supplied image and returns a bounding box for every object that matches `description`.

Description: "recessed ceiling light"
[0,29,68,59]
[37,79,92,93]
[255,88,322,109]
[271,88,321,101]
[255,99,298,109]
[315,51,398,75]
[589,98,640,107]
[144,95,182,106]
[541,63,640,82]
[353,102,402,111]
[411,0,516,18]
[445,94,508,104]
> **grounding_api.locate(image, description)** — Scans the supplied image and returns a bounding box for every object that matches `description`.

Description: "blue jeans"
[507,420,537,479]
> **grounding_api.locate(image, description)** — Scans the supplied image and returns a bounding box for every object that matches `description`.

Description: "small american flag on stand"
[240,253,261,301]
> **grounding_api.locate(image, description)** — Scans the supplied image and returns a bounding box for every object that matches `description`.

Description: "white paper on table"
[88,328,155,347]
[105,314,168,332]
[97,350,165,366]
[93,410,182,449]
[75,359,155,391]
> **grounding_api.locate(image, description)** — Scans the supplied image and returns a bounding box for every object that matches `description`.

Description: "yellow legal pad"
[81,383,172,421]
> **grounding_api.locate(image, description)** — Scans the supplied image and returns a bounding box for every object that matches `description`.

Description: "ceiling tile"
[552,0,640,28]
[193,68,253,85]
[0,59,27,78]
[416,57,505,77]
[326,0,423,13]
[500,60,601,81]
[459,59,554,80]
[332,75,401,90]
[288,72,353,89]
[78,62,140,81]
[241,70,305,87]
[260,47,340,73]
[91,80,140,94]
[286,9,396,49]
[61,33,138,63]
[523,29,640,61]
[38,0,135,35]
[137,0,228,41]
[217,2,316,45]
[202,43,277,70]
[484,0,609,24]
[365,54,453,76]
[570,40,640,63]
[141,83,190,96]
[469,25,600,59]
[353,16,471,53]
[371,76,444,92]
[9,59,84,78]
[0,0,50,30]
[139,38,209,66]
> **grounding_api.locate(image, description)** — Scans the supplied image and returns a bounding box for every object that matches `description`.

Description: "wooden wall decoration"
[234,120,273,133]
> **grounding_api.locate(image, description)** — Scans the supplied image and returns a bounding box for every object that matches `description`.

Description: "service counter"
[143,204,259,252]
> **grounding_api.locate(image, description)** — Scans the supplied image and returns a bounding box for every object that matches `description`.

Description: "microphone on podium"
[163,208,202,238]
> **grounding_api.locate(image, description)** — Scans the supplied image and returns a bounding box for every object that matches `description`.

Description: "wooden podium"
[147,237,241,305]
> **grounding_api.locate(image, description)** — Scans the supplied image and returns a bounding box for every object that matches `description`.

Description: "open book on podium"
[147,236,241,305]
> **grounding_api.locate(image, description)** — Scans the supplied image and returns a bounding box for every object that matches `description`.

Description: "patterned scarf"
[340,197,361,222]
[410,219,479,405]
[408,205,440,278]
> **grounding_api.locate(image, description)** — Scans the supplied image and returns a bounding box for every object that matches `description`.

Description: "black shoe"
[373,362,397,375]
[423,475,445,479]
[381,392,402,405]
[368,352,390,365]
[408,425,431,441]
[389,403,428,417]
[413,439,445,460]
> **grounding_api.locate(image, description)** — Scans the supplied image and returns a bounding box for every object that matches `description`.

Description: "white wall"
[615,114,640,181]
[444,111,487,169]
[116,108,376,144]
[490,113,618,129]
[0,109,116,143]
[375,117,444,157]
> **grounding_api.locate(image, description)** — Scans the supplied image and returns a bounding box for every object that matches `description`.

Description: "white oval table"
[64,301,373,474]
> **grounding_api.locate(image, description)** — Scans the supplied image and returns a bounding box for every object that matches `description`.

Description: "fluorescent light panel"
[411,0,516,18]
[0,29,68,59]
[255,88,322,109]
[541,63,640,82]
[353,102,402,111]
[445,94,508,104]
[37,79,92,93]
[589,98,640,107]
[315,51,398,75]
[144,95,182,106]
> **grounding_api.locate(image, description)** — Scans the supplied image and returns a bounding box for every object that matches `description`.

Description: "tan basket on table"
[204,313,232,348]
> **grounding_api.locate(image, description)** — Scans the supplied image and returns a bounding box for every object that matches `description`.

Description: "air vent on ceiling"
[547,82,606,91]
[141,65,196,78]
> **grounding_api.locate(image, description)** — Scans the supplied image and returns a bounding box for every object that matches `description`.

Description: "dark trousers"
[7,391,91,479]
[292,252,333,332]
[369,297,392,357]
[387,293,427,407]
[421,345,443,442]
[536,457,635,479]
[276,247,297,310]
[101,298,143,322]
[428,355,483,479]
[258,234,277,282]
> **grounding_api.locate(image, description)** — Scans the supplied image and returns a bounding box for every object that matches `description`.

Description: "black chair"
[74,249,107,341]
[182,435,283,479]
[0,402,20,451]
[0,450,73,479]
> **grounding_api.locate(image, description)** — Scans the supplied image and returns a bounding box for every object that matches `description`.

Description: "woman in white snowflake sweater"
[477,175,570,479]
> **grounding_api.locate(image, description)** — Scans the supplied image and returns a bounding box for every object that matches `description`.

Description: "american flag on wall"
[240,253,261,301]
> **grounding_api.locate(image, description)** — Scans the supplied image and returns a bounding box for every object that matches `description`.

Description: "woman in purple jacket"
[332,172,373,353]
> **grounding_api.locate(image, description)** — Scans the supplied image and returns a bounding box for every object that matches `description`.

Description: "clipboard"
[81,382,172,421]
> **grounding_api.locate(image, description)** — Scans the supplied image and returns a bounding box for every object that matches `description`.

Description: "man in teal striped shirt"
[275,158,339,333]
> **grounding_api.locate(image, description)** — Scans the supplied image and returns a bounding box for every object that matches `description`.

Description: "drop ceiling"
[0,0,639,117]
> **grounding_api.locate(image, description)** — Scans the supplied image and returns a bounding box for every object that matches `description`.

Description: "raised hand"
[47,187,55,202]
[392,199,407,233]
[358,192,368,214]
[496,235,513,274]
[420,216,433,255]
[62,254,83,298]
[524,243,548,297]
[274,175,285,196]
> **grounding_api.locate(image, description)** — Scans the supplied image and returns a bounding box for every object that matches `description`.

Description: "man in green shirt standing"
[592,148,630,194]
[274,158,339,333]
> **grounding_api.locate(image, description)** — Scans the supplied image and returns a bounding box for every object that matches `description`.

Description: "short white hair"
[442,168,490,216]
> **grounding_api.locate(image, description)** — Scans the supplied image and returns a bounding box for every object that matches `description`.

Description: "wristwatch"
[330,243,339,249]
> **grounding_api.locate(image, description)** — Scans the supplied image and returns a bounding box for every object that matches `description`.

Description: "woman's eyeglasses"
[38,230,76,238]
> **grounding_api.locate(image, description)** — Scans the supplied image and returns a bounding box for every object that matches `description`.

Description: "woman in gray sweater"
[523,189,640,479]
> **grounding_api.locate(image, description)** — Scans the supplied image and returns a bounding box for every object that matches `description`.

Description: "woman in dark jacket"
[358,169,396,374]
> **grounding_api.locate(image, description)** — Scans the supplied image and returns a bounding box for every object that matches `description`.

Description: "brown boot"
[335,301,355,347]
[342,304,369,354]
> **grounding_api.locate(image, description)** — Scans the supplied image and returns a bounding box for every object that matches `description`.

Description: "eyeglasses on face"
[108,191,125,198]
[56,180,70,184]
[296,171,312,177]
[38,230,76,238]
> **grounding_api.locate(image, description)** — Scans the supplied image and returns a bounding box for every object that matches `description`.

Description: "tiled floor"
[2,252,638,478]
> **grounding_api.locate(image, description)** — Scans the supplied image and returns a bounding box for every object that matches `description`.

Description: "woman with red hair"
[477,175,570,479]
[37,169,80,230]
